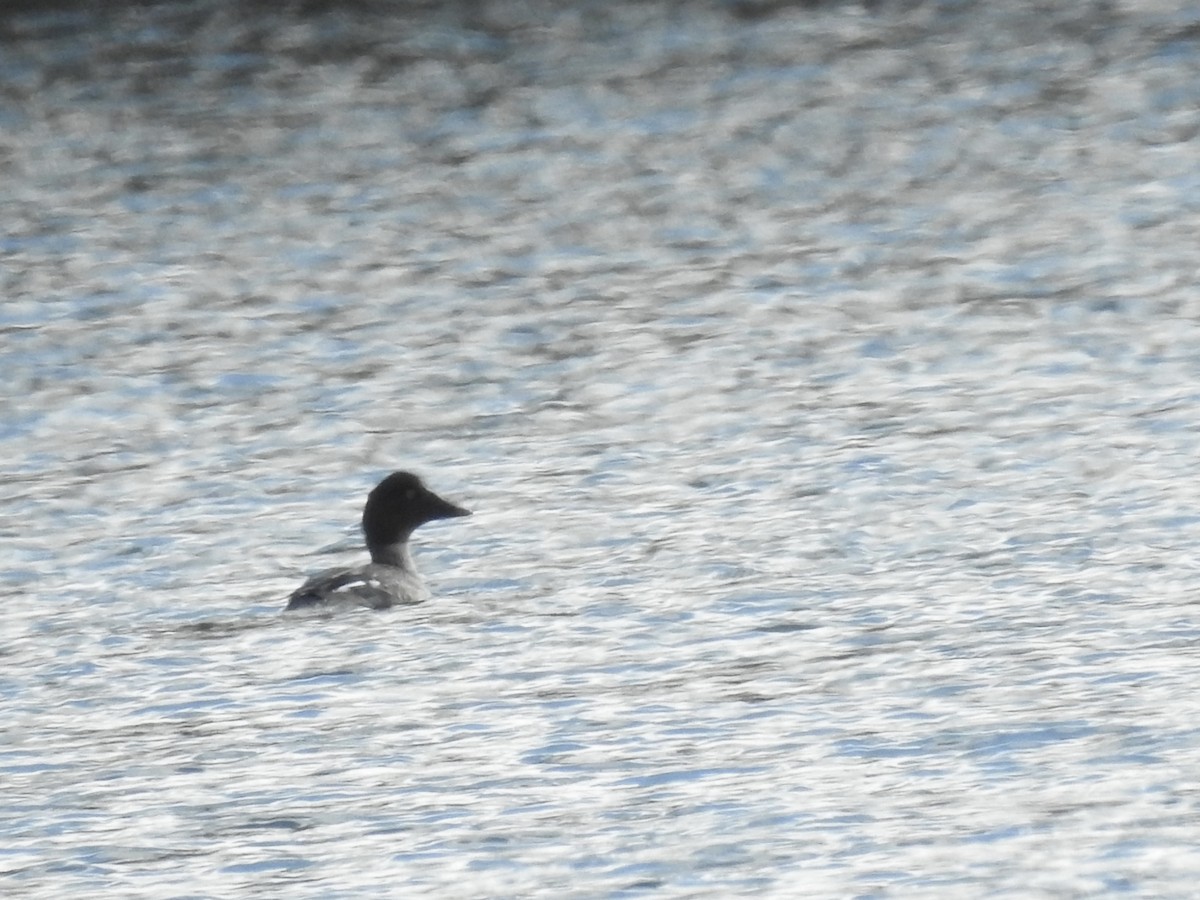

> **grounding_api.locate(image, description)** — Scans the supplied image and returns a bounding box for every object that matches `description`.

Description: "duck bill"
[430,493,472,519]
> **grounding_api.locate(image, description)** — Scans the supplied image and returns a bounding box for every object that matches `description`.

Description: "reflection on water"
[5,0,1200,895]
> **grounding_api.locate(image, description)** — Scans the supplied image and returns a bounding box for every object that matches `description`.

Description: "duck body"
[286,561,430,610]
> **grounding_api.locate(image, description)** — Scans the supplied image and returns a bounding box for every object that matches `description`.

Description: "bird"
[286,471,471,611]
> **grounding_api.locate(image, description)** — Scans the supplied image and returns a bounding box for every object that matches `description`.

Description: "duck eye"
[405,489,416,500]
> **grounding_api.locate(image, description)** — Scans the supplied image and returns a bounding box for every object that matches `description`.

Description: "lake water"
[5,0,1200,896]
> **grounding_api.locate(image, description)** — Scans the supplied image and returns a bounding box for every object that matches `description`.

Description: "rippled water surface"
[6,0,1200,896]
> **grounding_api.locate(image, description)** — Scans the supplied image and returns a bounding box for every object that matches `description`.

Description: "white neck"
[369,541,416,571]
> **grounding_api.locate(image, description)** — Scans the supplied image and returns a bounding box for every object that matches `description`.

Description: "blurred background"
[6,0,1200,895]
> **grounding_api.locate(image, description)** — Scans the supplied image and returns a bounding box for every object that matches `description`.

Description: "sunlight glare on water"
[5,1,1200,896]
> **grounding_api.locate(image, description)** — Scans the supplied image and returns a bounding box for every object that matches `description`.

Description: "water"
[5,0,1200,895]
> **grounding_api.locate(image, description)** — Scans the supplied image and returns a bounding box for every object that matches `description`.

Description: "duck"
[286,471,471,611]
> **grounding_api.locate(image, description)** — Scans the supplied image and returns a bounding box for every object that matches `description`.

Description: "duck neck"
[368,540,415,571]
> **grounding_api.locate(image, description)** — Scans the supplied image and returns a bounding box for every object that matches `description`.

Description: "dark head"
[361,471,471,560]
